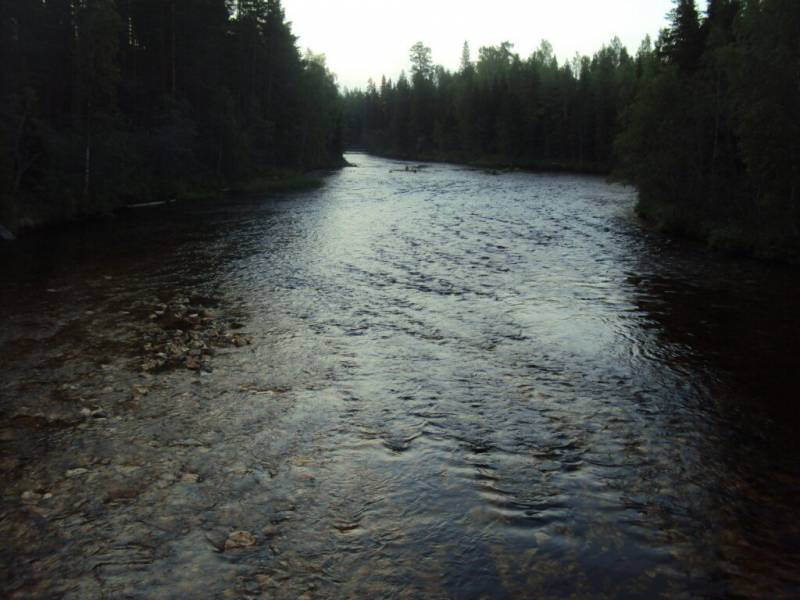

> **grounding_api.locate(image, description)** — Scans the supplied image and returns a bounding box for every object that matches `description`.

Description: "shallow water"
[1,153,799,598]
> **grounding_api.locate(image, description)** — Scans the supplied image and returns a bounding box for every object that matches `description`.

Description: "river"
[1,153,799,598]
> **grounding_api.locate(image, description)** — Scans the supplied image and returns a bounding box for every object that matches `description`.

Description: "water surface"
[1,153,799,598]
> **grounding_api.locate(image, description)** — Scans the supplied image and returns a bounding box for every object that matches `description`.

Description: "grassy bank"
[0,169,330,238]
[227,171,325,195]
[636,195,800,265]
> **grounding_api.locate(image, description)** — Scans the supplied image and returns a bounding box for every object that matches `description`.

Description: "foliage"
[0,0,344,229]
[342,38,637,173]
[618,0,800,259]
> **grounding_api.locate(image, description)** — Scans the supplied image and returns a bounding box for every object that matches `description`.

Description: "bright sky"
[282,0,707,90]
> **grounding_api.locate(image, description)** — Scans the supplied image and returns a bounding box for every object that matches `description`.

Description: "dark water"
[1,153,799,598]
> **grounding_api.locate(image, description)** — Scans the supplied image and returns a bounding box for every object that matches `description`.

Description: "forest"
[2,0,799,260]
[343,0,800,259]
[342,37,636,175]
[0,0,343,231]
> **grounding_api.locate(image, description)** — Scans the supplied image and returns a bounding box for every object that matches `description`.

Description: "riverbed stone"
[261,524,280,538]
[224,530,257,550]
[255,574,272,589]
[21,490,42,503]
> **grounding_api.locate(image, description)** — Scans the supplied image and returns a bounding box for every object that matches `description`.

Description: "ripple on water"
[1,153,799,597]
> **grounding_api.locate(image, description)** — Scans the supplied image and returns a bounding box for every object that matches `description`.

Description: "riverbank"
[635,193,800,266]
[0,167,341,240]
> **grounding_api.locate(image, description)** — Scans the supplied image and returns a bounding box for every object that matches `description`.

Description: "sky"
[281,0,707,90]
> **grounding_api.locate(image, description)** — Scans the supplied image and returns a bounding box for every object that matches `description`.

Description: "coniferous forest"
[343,0,800,259]
[0,0,343,230]
[342,37,636,175]
[2,0,799,259]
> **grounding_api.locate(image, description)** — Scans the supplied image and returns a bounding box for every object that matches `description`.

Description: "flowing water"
[1,153,799,598]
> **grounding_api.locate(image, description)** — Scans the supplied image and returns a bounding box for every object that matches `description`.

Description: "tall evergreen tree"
[662,0,704,72]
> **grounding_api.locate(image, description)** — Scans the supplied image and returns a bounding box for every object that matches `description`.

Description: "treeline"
[342,38,637,173]
[618,0,800,257]
[0,0,343,230]
[343,0,800,259]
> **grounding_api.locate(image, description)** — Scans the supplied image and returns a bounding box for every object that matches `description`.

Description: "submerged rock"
[224,530,257,551]
[134,294,251,374]
[21,490,42,503]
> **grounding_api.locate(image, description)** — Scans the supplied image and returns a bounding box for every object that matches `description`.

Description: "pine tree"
[460,41,472,73]
[662,0,703,72]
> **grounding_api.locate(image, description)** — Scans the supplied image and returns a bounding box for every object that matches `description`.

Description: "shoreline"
[0,166,344,241]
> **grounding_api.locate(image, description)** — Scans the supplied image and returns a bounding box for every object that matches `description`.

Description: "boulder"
[224,530,257,551]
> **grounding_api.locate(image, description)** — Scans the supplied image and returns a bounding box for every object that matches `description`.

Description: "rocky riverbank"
[0,290,252,433]
[0,282,303,597]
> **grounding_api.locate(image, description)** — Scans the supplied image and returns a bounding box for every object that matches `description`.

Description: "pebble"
[66,468,89,478]
[21,491,42,503]
[224,530,257,551]
[262,525,280,538]
[0,457,19,470]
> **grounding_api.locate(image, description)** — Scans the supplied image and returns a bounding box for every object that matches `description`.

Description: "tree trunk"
[83,99,91,205]
[83,131,91,203]
[11,110,29,195]
[170,0,177,97]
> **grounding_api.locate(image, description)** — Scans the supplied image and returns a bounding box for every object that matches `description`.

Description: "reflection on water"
[1,153,799,598]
